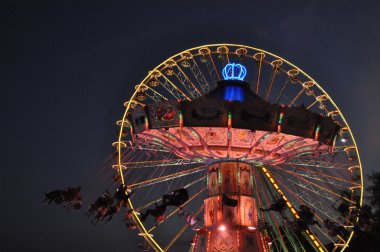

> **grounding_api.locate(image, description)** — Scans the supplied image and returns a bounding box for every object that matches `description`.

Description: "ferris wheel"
[113,44,363,252]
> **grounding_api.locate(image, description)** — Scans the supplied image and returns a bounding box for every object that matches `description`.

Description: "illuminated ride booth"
[127,63,340,252]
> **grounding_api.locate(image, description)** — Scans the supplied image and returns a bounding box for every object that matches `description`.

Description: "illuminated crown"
[222,63,247,81]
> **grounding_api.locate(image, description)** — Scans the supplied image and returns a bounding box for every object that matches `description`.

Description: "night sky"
[1,0,380,251]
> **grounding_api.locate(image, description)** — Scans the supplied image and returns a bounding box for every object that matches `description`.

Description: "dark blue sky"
[1,0,379,251]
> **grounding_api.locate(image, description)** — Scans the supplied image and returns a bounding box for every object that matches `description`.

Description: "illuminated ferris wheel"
[113,44,363,252]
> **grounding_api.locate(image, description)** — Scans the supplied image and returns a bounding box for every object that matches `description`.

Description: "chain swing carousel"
[48,44,362,252]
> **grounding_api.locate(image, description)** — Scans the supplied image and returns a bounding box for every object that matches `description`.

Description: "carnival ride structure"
[113,44,363,252]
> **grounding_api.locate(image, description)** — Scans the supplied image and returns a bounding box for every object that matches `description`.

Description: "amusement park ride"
[47,44,362,252]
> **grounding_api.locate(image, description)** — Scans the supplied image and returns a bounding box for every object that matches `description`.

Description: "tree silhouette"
[348,172,380,251]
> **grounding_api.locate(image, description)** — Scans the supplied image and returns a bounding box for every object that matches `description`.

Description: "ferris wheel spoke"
[288,86,306,107]
[274,78,291,104]
[279,182,353,248]
[269,165,355,205]
[254,52,264,95]
[144,84,168,102]
[255,170,291,251]
[157,72,191,101]
[283,155,362,187]
[333,145,356,151]
[206,53,221,82]
[285,162,359,186]
[197,47,220,85]
[148,187,207,233]
[128,165,207,189]
[164,223,190,251]
[306,99,319,110]
[269,168,354,226]
[268,170,351,246]
[163,205,204,251]
[315,225,337,245]
[119,139,172,153]
[280,172,338,206]
[276,163,358,188]
[185,57,212,95]
[268,167,336,202]
[114,149,148,170]
[284,157,351,170]
[172,64,203,99]
[254,168,288,248]
[260,167,327,251]
[283,175,351,226]
[120,158,203,169]
[264,62,281,101]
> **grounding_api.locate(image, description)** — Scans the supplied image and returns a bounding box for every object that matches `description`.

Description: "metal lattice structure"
[113,44,363,252]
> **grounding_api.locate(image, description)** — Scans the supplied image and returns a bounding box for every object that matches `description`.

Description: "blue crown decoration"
[222,63,247,81]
